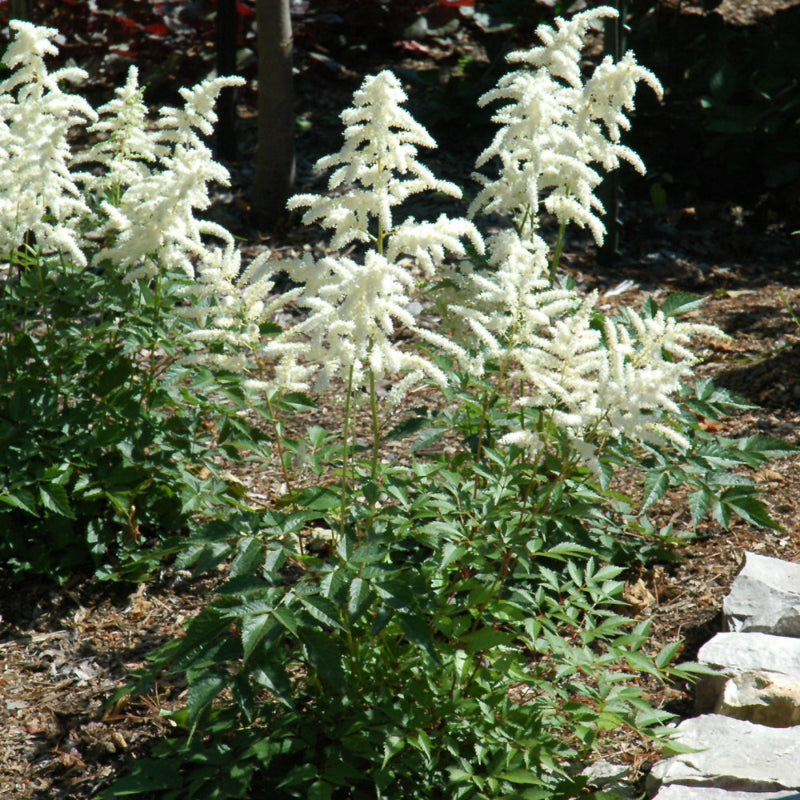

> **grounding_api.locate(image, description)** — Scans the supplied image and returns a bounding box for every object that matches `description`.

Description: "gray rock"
[652,787,800,800]
[648,714,800,793]
[724,552,800,636]
[717,671,800,727]
[695,632,800,712]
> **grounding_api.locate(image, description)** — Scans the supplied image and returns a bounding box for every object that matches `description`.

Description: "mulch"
[3,2,800,795]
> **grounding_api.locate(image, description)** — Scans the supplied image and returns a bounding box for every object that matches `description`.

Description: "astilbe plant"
[0,11,786,800]
[103,9,790,800]
[0,23,258,581]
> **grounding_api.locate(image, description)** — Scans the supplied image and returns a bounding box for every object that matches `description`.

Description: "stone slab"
[717,671,800,727]
[724,552,800,636]
[653,787,800,800]
[699,632,800,677]
[695,631,800,711]
[648,714,800,793]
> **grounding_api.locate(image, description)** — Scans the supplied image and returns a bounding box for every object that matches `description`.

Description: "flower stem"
[339,364,355,539]
[548,221,568,285]
[368,367,380,483]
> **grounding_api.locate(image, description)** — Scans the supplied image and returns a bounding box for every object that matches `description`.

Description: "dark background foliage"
[2,0,798,225]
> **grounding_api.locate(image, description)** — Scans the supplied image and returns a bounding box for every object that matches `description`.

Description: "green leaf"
[0,489,38,516]
[655,640,683,669]
[300,628,347,693]
[500,769,543,785]
[241,613,277,661]
[187,672,228,728]
[252,663,294,707]
[688,488,713,526]
[383,408,433,441]
[348,577,373,623]
[102,757,182,796]
[724,493,782,530]
[661,292,704,317]
[460,627,513,654]
[398,613,440,664]
[299,595,344,630]
[272,605,299,636]
[39,482,76,519]
[230,537,265,579]
[642,470,669,511]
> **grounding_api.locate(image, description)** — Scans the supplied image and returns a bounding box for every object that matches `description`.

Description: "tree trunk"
[9,0,33,20]
[215,0,239,160]
[252,0,296,229]
[598,0,627,268]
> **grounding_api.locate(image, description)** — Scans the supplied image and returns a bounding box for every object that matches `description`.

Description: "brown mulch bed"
[2,201,799,799]
[3,3,800,797]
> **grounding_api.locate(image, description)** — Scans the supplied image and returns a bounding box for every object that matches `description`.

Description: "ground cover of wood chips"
[2,2,800,797]
[2,197,798,799]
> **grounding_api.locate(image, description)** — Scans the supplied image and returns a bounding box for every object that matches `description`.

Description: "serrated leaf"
[186,672,227,727]
[230,537,265,580]
[299,595,344,630]
[252,663,294,707]
[383,409,433,442]
[39,482,75,519]
[0,489,38,516]
[241,613,277,661]
[398,613,440,664]
[272,605,299,636]
[655,640,683,669]
[724,494,782,530]
[460,627,513,654]
[411,425,447,453]
[661,292,704,317]
[347,577,373,623]
[688,487,712,526]
[625,650,661,677]
[300,628,346,692]
[642,470,669,511]
[500,768,543,785]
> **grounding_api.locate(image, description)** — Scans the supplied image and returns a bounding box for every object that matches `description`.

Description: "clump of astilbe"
[469,6,662,281]
[0,20,97,266]
[90,72,245,283]
[444,8,720,475]
[235,70,485,404]
[500,295,723,474]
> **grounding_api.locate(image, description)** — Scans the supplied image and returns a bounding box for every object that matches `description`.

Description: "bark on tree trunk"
[252,0,296,229]
[9,0,33,20]
[215,0,239,160]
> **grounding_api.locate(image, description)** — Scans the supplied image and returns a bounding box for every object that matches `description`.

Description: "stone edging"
[647,552,800,799]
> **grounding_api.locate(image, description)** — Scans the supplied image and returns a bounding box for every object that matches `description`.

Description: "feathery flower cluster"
[221,70,484,399]
[71,66,159,207]
[84,71,245,282]
[499,295,722,472]
[469,6,663,246]
[0,21,96,265]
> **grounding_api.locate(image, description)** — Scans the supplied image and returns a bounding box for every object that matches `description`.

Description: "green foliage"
[103,296,789,799]
[0,249,264,583]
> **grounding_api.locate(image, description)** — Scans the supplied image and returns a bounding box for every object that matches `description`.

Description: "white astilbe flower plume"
[450,229,577,361]
[72,66,161,205]
[0,21,97,264]
[92,74,245,282]
[288,71,468,250]
[216,70,485,401]
[470,6,662,247]
[498,292,726,472]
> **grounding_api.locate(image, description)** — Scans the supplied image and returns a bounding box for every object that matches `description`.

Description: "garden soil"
[2,1,800,796]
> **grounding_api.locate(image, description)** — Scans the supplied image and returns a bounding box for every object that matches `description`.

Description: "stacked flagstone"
[648,552,800,800]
